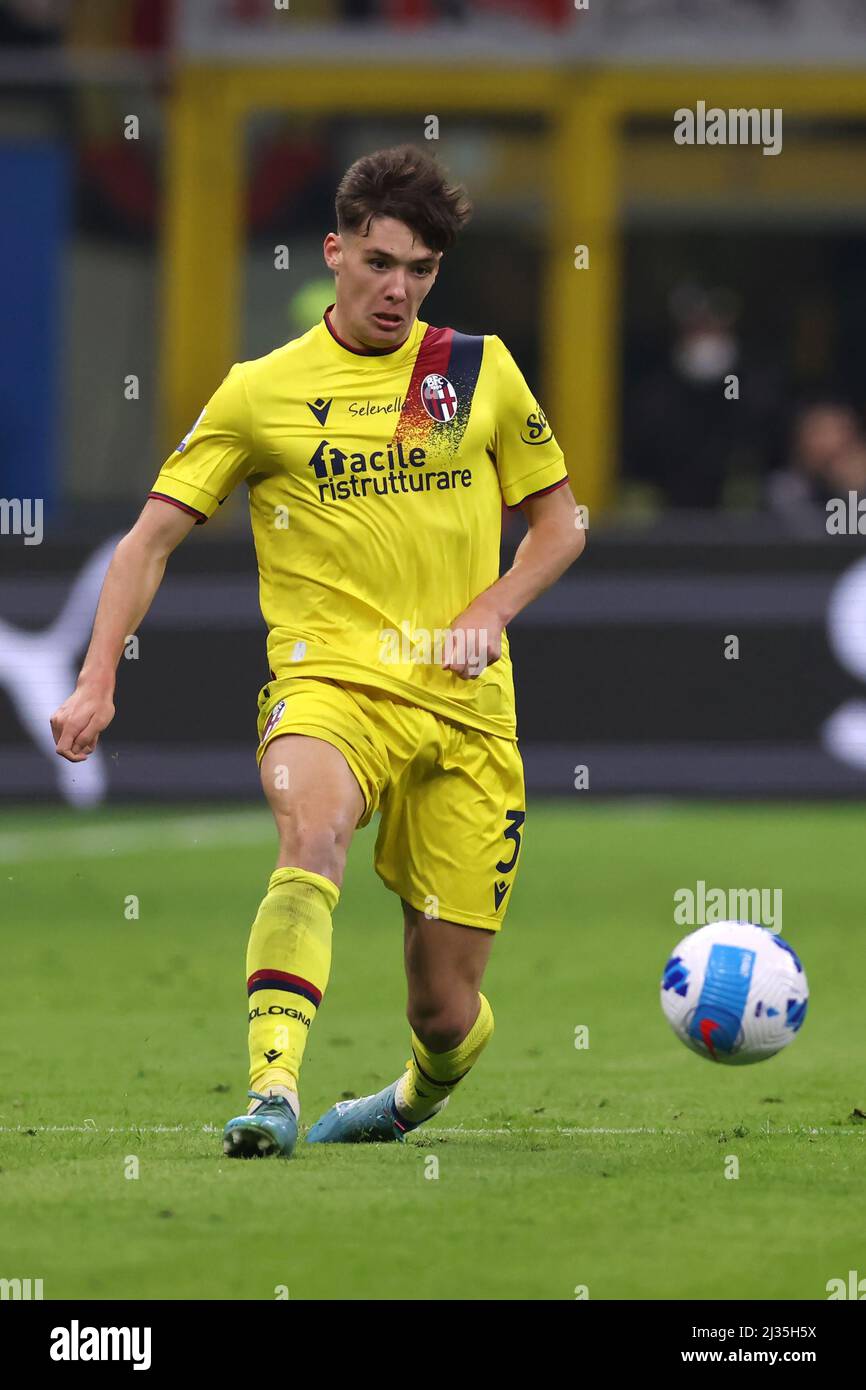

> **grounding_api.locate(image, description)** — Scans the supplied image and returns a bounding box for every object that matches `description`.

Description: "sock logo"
[264,1048,283,1063]
[249,1004,311,1028]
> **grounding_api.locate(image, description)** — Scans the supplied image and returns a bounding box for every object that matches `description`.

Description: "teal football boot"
[223,1090,299,1158]
[305,1079,447,1144]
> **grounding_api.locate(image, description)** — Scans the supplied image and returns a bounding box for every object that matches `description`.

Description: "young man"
[50,144,584,1158]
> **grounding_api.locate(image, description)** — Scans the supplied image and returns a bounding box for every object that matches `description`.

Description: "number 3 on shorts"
[496,809,526,875]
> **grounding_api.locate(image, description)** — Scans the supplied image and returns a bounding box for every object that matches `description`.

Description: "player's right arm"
[52,361,253,761]
[50,499,198,762]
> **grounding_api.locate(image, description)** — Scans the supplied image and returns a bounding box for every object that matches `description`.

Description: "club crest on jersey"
[260,699,286,744]
[420,373,458,423]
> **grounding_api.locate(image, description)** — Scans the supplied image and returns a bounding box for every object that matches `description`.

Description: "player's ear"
[323,231,341,271]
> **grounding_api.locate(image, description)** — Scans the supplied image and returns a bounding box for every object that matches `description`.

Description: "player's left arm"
[443,479,585,678]
[444,334,584,678]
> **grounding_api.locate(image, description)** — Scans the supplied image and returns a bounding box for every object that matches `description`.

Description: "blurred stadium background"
[3,0,866,804]
[4,0,866,1311]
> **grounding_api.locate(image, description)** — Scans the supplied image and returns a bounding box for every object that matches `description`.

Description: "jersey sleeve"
[488,335,568,509]
[148,363,254,524]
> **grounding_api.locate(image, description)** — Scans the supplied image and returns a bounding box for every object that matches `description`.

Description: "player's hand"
[50,679,116,762]
[442,599,505,679]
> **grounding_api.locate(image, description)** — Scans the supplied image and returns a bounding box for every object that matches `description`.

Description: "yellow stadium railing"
[162,66,866,516]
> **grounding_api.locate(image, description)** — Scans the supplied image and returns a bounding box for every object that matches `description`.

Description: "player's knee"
[408,997,476,1053]
[274,817,348,884]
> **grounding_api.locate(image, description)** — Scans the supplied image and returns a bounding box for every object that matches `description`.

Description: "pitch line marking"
[0,810,273,863]
[1,1123,861,1137]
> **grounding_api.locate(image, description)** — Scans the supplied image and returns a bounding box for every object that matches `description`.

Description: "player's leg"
[251,731,365,1088]
[306,703,522,1144]
[224,731,366,1157]
[305,909,496,1146]
[393,903,496,1125]
[385,720,524,1133]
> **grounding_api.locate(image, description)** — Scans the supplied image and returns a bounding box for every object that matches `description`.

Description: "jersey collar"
[321,304,423,364]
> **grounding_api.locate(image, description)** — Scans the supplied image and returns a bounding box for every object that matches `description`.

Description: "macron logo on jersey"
[307,397,333,426]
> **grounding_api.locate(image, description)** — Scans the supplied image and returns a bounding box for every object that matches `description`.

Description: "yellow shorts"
[255,675,525,931]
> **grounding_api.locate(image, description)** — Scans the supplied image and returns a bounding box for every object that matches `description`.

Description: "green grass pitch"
[0,800,863,1301]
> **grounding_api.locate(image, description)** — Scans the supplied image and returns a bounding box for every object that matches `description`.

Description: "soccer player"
[50,145,585,1158]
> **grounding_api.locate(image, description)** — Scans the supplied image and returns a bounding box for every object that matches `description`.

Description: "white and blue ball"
[660,921,808,1064]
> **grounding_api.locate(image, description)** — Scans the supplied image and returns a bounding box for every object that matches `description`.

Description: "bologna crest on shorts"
[420,373,458,423]
[260,698,286,744]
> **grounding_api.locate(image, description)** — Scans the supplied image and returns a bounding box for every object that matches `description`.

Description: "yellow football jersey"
[149,305,568,739]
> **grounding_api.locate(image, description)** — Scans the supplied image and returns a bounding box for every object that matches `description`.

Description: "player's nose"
[384,272,408,303]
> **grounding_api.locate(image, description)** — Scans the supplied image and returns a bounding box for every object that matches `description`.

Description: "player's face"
[324,216,441,349]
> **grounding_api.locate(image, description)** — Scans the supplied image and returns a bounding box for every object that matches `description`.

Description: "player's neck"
[326,303,411,356]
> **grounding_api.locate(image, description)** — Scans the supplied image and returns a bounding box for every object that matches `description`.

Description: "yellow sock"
[246,866,338,1096]
[396,992,494,1122]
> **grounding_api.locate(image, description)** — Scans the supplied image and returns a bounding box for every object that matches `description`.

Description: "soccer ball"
[660,921,808,1064]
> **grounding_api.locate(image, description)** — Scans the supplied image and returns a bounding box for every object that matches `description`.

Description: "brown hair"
[335,144,472,254]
